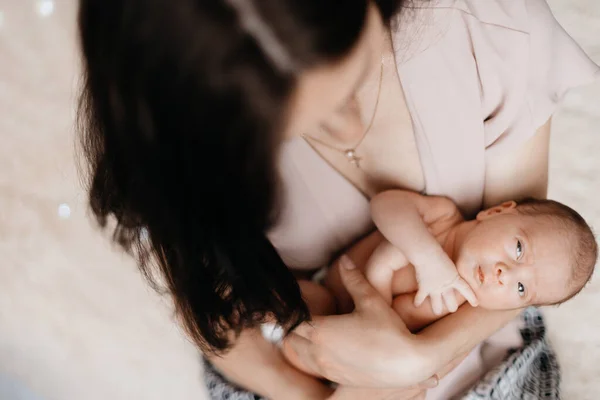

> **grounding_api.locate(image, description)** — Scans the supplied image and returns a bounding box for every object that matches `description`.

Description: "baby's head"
[454,199,597,310]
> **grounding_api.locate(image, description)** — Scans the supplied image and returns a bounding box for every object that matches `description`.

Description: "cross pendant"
[344,149,361,168]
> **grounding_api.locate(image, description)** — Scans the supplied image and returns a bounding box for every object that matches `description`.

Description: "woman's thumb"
[419,374,439,389]
[338,255,412,335]
[338,255,382,311]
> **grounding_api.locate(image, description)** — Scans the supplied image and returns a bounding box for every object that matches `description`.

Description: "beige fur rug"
[0,1,598,399]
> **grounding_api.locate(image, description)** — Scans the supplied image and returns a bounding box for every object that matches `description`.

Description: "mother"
[77,0,598,398]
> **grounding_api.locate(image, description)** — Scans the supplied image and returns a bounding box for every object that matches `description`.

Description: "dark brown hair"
[517,198,597,304]
[77,0,408,354]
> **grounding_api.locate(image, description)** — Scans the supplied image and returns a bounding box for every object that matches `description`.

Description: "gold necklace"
[302,58,384,168]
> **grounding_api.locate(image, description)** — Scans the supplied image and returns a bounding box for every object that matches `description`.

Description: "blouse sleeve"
[474,0,599,157]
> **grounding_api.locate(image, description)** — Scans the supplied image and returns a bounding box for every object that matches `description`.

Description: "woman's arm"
[207,328,333,399]
[415,306,521,377]
[391,292,464,332]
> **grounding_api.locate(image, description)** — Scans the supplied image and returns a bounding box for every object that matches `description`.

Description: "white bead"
[260,323,284,344]
[58,203,71,219]
[37,1,54,17]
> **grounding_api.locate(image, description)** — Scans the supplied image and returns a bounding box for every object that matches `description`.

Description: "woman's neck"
[308,31,395,148]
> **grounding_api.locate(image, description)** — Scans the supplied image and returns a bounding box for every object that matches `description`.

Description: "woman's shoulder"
[393,0,597,69]
[392,0,598,154]
[393,0,566,34]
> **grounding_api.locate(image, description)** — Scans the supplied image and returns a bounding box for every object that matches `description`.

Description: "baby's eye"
[516,240,523,260]
[517,282,526,297]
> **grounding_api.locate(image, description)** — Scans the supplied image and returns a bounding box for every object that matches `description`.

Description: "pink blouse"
[268,0,599,270]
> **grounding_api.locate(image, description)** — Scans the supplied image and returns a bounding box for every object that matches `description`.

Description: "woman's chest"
[271,132,427,271]
[309,67,425,198]
[267,140,374,270]
[268,55,489,270]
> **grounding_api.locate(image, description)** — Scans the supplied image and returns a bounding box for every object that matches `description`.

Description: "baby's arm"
[370,190,458,270]
[364,240,408,305]
[370,191,477,314]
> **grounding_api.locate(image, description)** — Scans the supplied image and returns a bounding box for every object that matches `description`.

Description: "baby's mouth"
[477,266,485,284]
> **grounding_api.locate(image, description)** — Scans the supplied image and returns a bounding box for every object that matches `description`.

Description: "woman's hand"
[282,255,438,388]
[325,344,471,400]
[208,327,334,400]
[283,254,517,389]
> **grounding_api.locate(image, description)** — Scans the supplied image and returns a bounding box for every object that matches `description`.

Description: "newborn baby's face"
[453,210,573,310]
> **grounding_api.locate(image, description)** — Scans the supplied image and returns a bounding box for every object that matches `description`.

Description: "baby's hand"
[414,258,478,315]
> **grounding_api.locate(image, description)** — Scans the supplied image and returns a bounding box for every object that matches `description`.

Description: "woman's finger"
[338,255,386,312]
[419,374,439,389]
[281,332,322,376]
[290,316,325,341]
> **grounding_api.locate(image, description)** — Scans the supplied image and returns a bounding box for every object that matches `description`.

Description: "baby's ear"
[476,201,517,221]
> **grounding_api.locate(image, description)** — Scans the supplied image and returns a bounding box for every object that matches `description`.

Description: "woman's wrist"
[271,379,333,400]
[380,328,436,385]
[268,357,334,400]
[328,385,427,400]
[403,335,438,379]
[414,306,521,376]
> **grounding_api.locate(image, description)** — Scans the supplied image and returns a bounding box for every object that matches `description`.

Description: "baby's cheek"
[474,289,506,310]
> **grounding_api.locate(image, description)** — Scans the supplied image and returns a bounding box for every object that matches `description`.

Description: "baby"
[277,191,597,378]
[321,190,597,329]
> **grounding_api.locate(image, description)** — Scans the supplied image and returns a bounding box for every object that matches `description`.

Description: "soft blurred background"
[0,1,598,399]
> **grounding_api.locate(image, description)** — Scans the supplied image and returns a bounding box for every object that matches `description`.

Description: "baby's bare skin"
[314,230,466,333]
[303,190,577,332]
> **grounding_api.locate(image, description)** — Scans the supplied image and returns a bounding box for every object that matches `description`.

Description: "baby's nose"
[494,265,506,285]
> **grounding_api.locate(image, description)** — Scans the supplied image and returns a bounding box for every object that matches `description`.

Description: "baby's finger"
[414,290,428,308]
[431,295,444,315]
[456,280,478,307]
[442,291,458,313]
